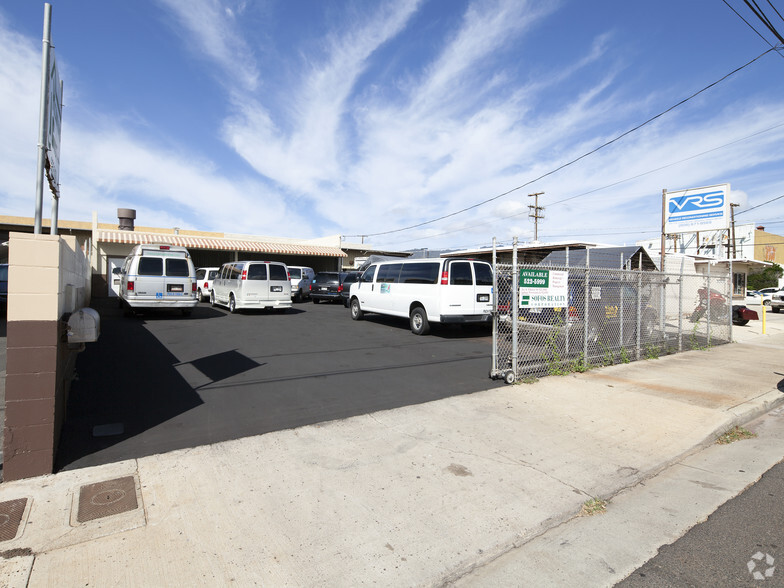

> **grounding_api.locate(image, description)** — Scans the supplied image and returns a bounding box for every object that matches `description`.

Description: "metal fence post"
[678,258,684,352]
[583,248,590,361]
[706,261,712,345]
[636,256,642,359]
[491,237,498,376]
[511,237,518,378]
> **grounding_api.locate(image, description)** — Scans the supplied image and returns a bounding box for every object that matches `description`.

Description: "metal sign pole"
[34,3,53,235]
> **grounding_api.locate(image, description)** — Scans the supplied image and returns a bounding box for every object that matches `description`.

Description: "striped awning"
[95,230,347,257]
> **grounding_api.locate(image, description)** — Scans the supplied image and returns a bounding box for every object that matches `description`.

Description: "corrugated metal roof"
[95,230,346,257]
[538,246,657,270]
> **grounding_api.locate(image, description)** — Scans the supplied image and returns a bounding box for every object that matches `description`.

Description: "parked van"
[118,244,198,316]
[349,258,493,335]
[211,260,292,313]
[288,265,315,302]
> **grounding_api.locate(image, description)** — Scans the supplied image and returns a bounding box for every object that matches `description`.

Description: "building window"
[733,272,746,296]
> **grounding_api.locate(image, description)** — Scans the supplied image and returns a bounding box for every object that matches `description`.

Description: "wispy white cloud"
[155,0,259,91]
[3,0,784,252]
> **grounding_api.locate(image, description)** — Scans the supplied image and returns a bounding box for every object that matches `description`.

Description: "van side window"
[269,264,287,280]
[230,264,243,280]
[377,263,403,284]
[450,262,473,286]
[400,262,440,284]
[474,263,493,286]
[361,266,376,283]
[167,258,189,277]
[247,264,267,280]
[138,257,163,276]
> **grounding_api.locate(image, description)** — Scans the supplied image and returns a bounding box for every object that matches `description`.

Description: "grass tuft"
[579,497,607,516]
[716,426,757,445]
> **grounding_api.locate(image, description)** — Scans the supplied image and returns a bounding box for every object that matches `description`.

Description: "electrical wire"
[380,122,784,248]
[722,0,777,45]
[743,0,784,43]
[735,193,784,215]
[345,46,778,240]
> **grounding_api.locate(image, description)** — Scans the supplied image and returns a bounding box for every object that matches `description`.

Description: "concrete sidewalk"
[1,325,782,587]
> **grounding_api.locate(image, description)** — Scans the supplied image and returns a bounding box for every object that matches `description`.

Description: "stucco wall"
[4,232,92,480]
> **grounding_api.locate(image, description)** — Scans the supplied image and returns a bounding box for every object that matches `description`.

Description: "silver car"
[771,289,784,313]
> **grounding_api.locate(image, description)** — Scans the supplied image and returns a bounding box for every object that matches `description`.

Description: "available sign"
[519,269,568,308]
[665,183,729,233]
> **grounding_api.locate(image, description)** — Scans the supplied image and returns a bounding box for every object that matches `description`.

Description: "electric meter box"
[67,307,100,343]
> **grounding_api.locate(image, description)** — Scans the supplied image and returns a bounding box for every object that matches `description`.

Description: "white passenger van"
[349,258,493,335]
[210,260,292,313]
[118,244,198,316]
[287,266,315,302]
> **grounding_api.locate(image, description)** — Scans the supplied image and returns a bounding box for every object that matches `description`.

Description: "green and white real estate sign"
[519,269,568,308]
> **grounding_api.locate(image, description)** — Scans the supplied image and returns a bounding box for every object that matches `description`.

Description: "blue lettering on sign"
[156,292,163,298]
[669,190,724,214]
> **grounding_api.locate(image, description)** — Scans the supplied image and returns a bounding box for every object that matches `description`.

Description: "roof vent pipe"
[118,208,136,231]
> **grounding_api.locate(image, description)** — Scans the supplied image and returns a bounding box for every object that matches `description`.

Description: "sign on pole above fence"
[664,183,729,234]
[519,268,568,308]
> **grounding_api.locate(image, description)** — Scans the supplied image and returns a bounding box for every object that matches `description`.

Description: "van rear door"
[243,263,270,302]
[442,260,493,318]
[163,256,192,301]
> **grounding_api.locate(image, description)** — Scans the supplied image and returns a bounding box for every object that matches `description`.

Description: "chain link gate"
[490,244,732,383]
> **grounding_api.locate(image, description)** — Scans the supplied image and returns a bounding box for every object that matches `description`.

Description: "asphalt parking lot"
[55,298,500,471]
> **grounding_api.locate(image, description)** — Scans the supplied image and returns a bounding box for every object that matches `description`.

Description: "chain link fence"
[491,250,732,382]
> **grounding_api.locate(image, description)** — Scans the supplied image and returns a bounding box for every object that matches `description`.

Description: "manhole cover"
[77,476,138,523]
[0,498,28,542]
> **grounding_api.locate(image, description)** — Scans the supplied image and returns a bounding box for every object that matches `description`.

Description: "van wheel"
[229,294,237,314]
[350,298,364,320]
[312,298,320,304]
[210,291,216,307]
[410,306,430,335]
[294,289,302,303]
[197,288,204,302]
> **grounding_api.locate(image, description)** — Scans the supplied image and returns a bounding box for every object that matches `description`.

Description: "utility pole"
[528,192,545,242]
[730,202,739,258]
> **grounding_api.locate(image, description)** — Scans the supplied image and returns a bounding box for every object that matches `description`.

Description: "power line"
[722,0,778,46]
[380,123,784,248]
[345,46,778,240]
[735,193,784,215]
[743,0,784,44]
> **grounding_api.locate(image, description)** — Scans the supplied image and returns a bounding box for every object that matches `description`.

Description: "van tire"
[210,291,216,307]
[350,298,364,320]
[197,288,204,302]
[410,306,430,335]
[229,294,237,314]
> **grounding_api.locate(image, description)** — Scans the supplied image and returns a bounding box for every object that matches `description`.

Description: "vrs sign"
[664,183,729,233]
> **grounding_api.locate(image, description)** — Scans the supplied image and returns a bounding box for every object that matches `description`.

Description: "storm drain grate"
[0,498,28,542]
[77,476,138,523]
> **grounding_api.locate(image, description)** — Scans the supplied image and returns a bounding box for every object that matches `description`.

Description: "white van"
[349,258,493,335]
[288,266,315,302]
[118,244,198,316]
[211,260,292,313]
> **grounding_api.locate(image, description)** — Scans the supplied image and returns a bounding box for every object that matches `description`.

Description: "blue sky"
[2,0,784,251]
